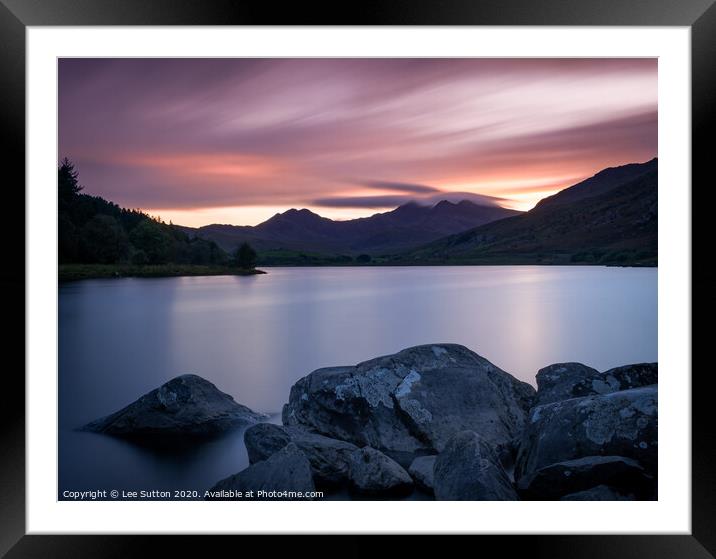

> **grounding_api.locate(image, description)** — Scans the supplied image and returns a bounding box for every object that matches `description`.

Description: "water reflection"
[59,266,657,496]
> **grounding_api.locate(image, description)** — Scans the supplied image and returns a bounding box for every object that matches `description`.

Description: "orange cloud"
[114,152,291,181]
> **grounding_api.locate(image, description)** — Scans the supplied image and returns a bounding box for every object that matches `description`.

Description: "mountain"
[183,200,521,257]
[400,159,657,266]
[535,157,658,209]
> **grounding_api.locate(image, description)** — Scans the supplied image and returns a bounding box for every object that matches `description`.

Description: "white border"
[27,26,691,534]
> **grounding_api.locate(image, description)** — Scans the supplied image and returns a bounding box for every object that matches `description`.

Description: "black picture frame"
[1,1,710,556]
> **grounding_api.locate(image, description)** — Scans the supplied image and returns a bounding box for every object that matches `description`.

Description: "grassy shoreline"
[59,264,266,282]
[59,260,656,281]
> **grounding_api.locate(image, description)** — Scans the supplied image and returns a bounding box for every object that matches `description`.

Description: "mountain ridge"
[182,199,522,256]
[398,159,657,266]
[535,157,657,210]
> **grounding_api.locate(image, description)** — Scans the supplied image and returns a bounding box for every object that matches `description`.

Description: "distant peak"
[282,208,320,217]
[432,199,489,210]
[256,208,327,229]
[392,201,426,213]
[433,199,456,208]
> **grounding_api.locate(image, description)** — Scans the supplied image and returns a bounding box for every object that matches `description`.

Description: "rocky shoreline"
[83,344,657,500]
[81,374,269,438]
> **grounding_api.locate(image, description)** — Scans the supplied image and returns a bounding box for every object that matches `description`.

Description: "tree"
[356,254,372,263]
[234,242,257,269]
[131,249,149,265]
[80,215,129,264]
[58,213,80,263]
[58,158,83,205]
[55,159,237,268]
[129,219,174,264]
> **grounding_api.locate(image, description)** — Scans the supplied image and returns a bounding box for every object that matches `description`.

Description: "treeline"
[58,159,235,267]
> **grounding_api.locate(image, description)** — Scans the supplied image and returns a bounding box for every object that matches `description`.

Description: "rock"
[433,431,519,501]
[244,423,358,486]
[207,443,315,500]
[604,363,658,390]
[561,485,635,500]
[408,455,437,492]
[244,423,292,464]
[515,386,658,483]
[82,374,267,438]
[348,447,413,495]
[282,344,535,464]
[517,455,654,500]
[534,363,603,406]
[534,362,658,407]
[288,429,359,487]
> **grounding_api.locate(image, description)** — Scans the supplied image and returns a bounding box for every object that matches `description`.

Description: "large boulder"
[282,344,535,464]
[289,430,360,487]
[82,374,267,438]
[534,363,603,406]
[517,455,654,500]
[534,362,657,407]
[515,386,658,484]
[244,423,358,486]
[604,363,658,390]
[348,447,413,495]
[433,431,519,501]
[408,455,437,493]
[207,443,315,500]
[244,423,292,464]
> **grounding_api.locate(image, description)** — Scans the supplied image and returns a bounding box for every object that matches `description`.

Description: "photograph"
[56,57,659,503]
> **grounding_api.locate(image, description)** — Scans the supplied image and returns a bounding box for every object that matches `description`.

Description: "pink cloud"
[59,58,657,223]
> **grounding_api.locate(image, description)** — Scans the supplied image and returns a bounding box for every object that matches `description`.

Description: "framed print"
[2,0,711,556]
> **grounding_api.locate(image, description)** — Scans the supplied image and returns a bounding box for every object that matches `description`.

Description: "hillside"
[535,158,657,209]
[58,159,235,271]
[397,160,657,266]
[60,156,658,270]
[184,200,521,257]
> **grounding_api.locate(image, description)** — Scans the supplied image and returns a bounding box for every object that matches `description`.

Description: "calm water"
[59,266,657,498]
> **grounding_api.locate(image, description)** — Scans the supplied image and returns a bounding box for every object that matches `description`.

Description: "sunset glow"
[59,58,657,226]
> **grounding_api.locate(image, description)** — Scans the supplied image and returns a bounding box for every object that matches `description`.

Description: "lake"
[58,266,657,499]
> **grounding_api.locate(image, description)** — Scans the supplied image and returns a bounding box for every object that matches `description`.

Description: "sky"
[59,58,657,227]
